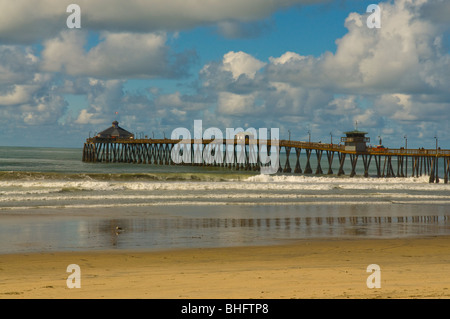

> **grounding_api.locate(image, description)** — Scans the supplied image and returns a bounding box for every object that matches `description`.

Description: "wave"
[0,171,253,182]
[0,201,414,211]
[0,173,447,193]
[2,200,450,211]
[0,171,439,185]
[0,179,443,193]
[1,193,449,203]
[245,174,433,184]
[0,170,443,187]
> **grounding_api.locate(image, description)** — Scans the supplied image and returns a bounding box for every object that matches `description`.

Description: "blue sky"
[0,0,449,149]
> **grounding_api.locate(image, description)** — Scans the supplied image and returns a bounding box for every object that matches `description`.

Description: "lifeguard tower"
[340,126,370,153]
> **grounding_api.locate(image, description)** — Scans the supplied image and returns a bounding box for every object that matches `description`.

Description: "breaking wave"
[0,171,253,182]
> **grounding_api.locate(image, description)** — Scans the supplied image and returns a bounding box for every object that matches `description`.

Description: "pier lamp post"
[435,136,438,152]
[308,130,311,143]
[404,135,408,177]
[288,130,291,141]
[434,136,439,183]
[330,132,333,145]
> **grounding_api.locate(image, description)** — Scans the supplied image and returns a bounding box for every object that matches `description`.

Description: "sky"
[0,0,450,149]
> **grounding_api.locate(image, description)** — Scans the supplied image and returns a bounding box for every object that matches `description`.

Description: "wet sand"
[1,236,450,299]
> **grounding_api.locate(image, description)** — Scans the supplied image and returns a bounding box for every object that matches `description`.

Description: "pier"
[82,122,450,183]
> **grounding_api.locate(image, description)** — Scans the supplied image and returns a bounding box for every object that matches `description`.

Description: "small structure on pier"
[96,121,134,139]
[236,131,255,143]
[341,130,370,152]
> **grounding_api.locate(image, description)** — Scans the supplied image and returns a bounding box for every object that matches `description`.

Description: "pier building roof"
[96,121,134,139]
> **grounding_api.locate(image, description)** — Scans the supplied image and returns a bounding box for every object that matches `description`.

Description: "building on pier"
[236,131,255,143]
[96,121,134,139]
[341,130,370,152]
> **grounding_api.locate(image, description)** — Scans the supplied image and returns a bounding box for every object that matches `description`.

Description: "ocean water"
[0,146,449,254]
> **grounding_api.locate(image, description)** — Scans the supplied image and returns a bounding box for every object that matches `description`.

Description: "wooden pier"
[82,136,450,183]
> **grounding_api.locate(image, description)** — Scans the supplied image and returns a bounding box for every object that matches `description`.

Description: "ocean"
[0,146,449,254]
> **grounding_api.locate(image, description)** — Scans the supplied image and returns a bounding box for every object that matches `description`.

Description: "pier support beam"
[405,155,408,178]
[429,158,435,183]
[337,153,346,176]
[294,148,302,174]
[436,157,439,183]
[429,157,439,183]
[362,155,372,178]
[444,157,449,184]
[349,154,358,177]
[315,150,323,175]
[397,155,403,177]
[385,156,394,177]
[284,147,292,173]
[304,149,312,174]
[374,155,381,177]
[326,151,334,175]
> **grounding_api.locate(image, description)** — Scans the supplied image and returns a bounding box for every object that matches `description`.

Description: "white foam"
[245,174,431,184]
[0,192,448,203]
[2,199,450,211]
[0,201,395,211]
[0,174,446,194]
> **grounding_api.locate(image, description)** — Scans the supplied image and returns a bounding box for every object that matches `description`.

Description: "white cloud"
[19,93,68,125]
[0,46,39,85]
[222,51,266,80]
[68,79,126,125]
[0,85,37,105]
[154,92,209,111]
[217,91,257,115]
[41,30,181,79]
[75,109,103,125]
[0,45,69,128]
[266,0,449,95]
[269,52,304,65]
[325,96,359,115]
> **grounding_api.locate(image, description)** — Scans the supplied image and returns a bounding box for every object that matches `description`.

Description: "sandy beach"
[1,236,449,299]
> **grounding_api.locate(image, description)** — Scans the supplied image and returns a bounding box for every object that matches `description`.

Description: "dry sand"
[1,236,450,299]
